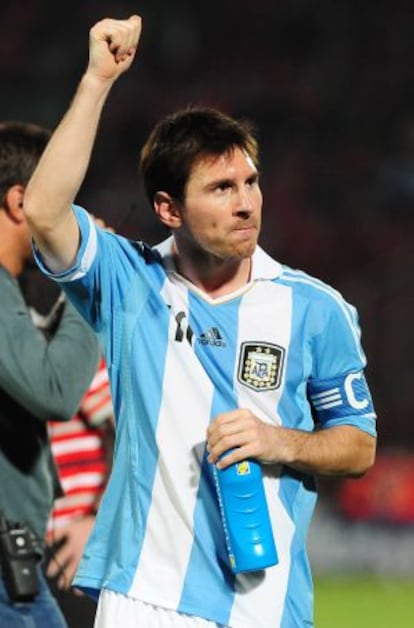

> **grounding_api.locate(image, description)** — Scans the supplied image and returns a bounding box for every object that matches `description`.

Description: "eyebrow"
[204,177,233,191]
[204,171,260,191]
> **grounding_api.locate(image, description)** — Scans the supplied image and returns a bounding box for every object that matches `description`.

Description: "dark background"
[2,0,414,450]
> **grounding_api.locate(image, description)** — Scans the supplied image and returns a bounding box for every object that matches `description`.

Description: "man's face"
[177,147,262,261]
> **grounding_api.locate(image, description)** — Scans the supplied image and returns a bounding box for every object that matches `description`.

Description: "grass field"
[314,576,414,628]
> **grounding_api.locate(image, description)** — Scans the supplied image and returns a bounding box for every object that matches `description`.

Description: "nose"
[233,185,254,217]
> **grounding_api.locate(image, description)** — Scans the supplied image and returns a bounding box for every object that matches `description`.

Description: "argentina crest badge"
[237,342,285,391]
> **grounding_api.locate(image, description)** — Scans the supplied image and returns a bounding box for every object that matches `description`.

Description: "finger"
[47,554,69,579]
[107,17,141,62]
[54,554,78,589]
[207,417,246,450]
[47,555,67,578]
[49,529,65,543]
[215,445,253,470]
[207,411,238,438]
[127,15,142,50]
[207,434,241,462]
[48,543,74,576]
[208,408,252,435]
[90,18,137,66]
[57,572,70,590]
[46,546,65,578]
[47,561,58,578]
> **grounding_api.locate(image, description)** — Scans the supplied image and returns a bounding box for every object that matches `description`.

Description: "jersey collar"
[153,236,283,281]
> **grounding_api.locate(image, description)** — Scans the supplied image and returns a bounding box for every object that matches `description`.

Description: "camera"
[0,512,39,602]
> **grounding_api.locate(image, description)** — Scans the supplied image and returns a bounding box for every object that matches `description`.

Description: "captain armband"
[308,370,376,425]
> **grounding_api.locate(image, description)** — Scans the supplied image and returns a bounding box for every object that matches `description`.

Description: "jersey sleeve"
[33,205,105,329]
[33,205,165,400]
[34,204,150,343]
[307,292,377,437]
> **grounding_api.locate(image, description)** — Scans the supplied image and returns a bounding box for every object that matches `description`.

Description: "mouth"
[232,224,257,236]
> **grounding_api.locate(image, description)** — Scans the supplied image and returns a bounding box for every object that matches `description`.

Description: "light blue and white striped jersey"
[35,206,376,628]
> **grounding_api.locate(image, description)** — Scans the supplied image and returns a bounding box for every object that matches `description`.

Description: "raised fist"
[87,15,142,82]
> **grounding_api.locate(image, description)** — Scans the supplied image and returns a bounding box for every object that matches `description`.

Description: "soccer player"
[24,15,377,628]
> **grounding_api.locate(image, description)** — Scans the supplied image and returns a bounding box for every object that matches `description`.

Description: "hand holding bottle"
[207,409,279,573]
[207,408,280,468]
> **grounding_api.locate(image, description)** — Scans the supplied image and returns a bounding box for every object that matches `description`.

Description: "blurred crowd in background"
[1,0,414,539]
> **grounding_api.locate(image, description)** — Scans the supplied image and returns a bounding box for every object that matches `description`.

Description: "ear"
[153,191,183,230]
[3,184,26,224]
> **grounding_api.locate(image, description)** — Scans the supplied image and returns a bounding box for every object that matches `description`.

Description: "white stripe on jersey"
[128,278,215,606]
[229,281,295,628]
[95,590,223,628]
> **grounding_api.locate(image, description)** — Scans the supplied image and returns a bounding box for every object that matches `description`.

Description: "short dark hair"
[139,106,259,204]
[0,121,50,204]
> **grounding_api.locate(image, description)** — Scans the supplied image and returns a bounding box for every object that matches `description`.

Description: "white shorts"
[94,589,227,628]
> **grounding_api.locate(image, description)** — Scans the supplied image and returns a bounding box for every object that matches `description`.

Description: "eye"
[215,181,232,193]
[246,174,259,188]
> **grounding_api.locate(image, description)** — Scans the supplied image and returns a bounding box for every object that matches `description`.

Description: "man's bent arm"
[207,410,376,477]
[265,424,376,477]
[24,15,142,273]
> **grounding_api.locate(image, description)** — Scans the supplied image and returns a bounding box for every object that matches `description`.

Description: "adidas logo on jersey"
[198,327,226,347]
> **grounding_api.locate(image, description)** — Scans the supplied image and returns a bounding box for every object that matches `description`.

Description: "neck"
[173,248,252,299]
[0,211,29,278]
[0,229,25,278]
[0,252,24,278]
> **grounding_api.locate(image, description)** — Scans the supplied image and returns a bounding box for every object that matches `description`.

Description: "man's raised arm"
[24,15,142,273]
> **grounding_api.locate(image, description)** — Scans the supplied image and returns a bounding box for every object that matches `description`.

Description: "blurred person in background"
[24,15,377,628]
[46,355,114,628]
[0,120,100,627]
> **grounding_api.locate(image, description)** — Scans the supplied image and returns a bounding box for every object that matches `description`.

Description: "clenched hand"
[88,15,142,83]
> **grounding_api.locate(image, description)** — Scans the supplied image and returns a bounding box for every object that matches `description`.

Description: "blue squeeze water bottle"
[212,451,278,573]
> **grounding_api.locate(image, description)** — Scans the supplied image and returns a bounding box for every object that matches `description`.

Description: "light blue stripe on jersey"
[120,265,171,586]
[279,267,377,438]
[280,267,365,360]
[178,294,240,623]
[76,243,171,594]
